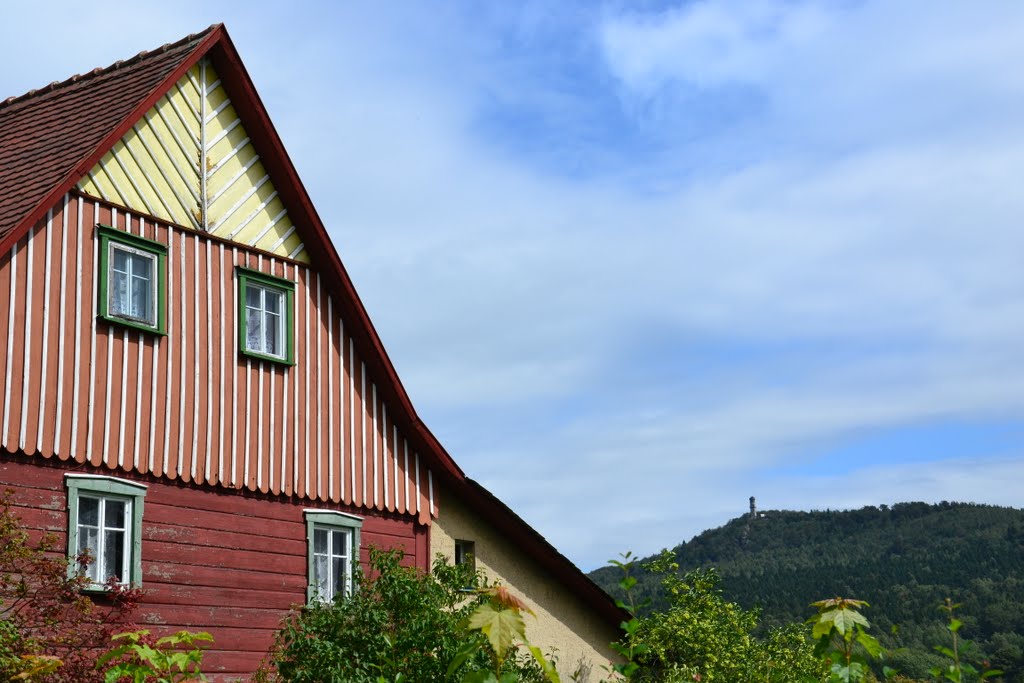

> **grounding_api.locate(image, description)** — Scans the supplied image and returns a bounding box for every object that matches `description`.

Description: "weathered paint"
[77,60,306,261]
[0,456,426,682]
[431,482,621,677]
[0,193,434,524]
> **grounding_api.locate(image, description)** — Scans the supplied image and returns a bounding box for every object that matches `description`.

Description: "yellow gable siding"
[77,61,307,262]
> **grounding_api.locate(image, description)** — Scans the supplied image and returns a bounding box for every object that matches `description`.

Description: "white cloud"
[600,0,830,91]
[2,1,1023,571]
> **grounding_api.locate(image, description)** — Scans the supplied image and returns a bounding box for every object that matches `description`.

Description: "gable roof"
[0,23,461,481]
[0,24,625,631]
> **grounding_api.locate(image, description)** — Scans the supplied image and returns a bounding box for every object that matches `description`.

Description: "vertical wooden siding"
[0,194,435,524]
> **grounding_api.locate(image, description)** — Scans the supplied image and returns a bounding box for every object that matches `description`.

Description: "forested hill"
[589,502,1024,676]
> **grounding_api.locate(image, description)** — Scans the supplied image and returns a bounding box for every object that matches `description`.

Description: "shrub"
[267,547,547,683]
[0,490,138,682]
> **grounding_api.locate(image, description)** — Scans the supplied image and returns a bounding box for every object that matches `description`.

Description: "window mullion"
[260,288,269,354]
[127,255,137,318]
[96,498,107,584]
[327,530,335,596]
[122,499,132,585]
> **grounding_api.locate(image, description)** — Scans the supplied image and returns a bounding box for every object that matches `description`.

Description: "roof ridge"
[0,23,221,111]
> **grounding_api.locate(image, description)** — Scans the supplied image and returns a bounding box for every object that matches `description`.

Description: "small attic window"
[97,226,166,334]
[454,539,476,572]
[237,267,295,365]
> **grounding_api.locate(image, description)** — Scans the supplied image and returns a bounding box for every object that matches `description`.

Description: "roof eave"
[455,477,630,631]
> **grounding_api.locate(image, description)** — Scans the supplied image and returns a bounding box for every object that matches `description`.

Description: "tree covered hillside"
[590,502,1024,680]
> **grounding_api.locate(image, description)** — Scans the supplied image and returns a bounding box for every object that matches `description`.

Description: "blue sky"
[3,1,1023,570]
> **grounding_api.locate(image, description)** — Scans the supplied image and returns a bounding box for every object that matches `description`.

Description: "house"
[0,24,623,680]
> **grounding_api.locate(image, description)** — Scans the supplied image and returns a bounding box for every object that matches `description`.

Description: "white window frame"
[65,474,147,589]
[245,282,286,358]
[108,241,158,326]
[304,510,362,603]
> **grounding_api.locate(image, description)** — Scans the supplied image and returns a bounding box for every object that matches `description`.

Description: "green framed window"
[237,267,295,365]
[97,225,167,334]
[304,510,362,603]
[65,474,147,589]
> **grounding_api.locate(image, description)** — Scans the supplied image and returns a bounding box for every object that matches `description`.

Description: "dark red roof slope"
[0,26,217,242]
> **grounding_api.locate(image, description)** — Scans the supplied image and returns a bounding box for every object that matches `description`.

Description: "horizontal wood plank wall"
[0,193,435,524]
[0,457,423,681]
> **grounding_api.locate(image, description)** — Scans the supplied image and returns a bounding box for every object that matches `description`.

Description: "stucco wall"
[431,483,620,681]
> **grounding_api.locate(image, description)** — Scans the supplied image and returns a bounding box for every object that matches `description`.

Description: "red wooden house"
[0,24,621,680]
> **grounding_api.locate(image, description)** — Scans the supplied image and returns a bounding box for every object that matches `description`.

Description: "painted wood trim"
[303,509,363,603]
[95,224,168,335]
[235,266,295,366]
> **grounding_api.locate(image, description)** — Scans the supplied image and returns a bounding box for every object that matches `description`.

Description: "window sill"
[98,314,166,336]
[240,348,294,367]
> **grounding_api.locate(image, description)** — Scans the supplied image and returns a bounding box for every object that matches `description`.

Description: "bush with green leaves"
[808,597,889,683]
[97,629,212,683]
[267,547,548,683]
[448,585,562,683]
[613,551,825,683]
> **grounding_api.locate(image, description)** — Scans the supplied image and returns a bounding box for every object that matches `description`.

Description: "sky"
[2,1,1023,571]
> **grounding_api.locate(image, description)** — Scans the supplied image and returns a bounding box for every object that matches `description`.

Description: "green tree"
[627,552,823,682]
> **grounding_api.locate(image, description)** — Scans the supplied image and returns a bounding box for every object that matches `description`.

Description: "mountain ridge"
[589,501,1024,680]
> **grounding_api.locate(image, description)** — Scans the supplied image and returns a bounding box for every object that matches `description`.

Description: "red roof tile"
[0,26,218,242]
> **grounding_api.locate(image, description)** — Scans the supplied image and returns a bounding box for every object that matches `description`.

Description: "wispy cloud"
[2,0,1022,571]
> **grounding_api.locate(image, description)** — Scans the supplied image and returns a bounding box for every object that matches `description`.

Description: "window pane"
[111,269,129,316]
[265,290,281,314]
[112,248,130,273]
[246,306,262,352]
[79,497,100,526]
[78,526,100,581]
[129,281,149,320]
[314,554,329,600]
[246,285,261,308]
[314,528,327,554]
[333,556,345,597]
[132,252,152,281]
[129,253,152,321]
[105,499,126,529]
[264,311,278,356]
[104,529,125,582]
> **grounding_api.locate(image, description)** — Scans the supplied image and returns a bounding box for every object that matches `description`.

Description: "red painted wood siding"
[0,192,435,523]
[0,456,427,681]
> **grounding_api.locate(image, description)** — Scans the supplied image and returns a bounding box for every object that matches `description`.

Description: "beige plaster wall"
[431,484,620,681]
